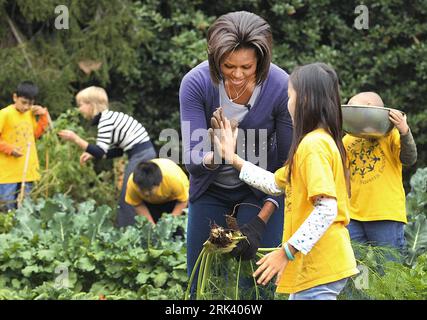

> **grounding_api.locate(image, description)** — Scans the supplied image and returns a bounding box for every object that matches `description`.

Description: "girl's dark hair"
[207,11,272,86]
[286,62,350,196]
[16,81,39,100]
[133,161,163,190]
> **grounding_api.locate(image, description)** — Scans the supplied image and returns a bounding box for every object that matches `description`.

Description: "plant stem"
[201,253,212,296]
[235,256,242,300]
[231,203,262,217]
[257,247,279,253]
[185,247,206,300]
[196,249,208,299]
[250,260,260,300]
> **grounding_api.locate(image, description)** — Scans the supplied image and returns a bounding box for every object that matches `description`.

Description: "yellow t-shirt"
[0,105,40,183]
[343,128,407,223]
[274,128,359,294]
[125,158,189,205]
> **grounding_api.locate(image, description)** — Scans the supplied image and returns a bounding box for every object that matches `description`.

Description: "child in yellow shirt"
[343,92,417,256]
[212,62,359,300]
[0,81,50,210]
[125,158,189,225]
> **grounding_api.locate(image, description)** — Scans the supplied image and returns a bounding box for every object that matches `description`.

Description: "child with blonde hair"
[59,86,157,227]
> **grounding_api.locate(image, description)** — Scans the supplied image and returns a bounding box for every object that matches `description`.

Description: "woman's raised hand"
[210,107,239,132]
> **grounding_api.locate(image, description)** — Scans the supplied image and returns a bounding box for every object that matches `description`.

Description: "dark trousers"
[186,183,284,298]
[146,200,177,223]
[116,143,157,227]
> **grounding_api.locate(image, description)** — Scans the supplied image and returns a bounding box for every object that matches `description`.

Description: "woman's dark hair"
[133,161,163,190]
[207,11,272,86]
[286,62,350,196]
[16,81,39,100]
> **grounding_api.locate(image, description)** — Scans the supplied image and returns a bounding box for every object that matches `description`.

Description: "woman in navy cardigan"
[179,11,293,297]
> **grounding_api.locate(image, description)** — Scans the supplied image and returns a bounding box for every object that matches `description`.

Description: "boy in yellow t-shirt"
[125,158,189,225]
[343,92,417,256]
[0,81,50,211]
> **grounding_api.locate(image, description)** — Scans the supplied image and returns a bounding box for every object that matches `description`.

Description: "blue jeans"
[116,143,157,228]
[289,278,348,300]
[0,182,33,211]
[187,183,284,298]
[348,219,406,258]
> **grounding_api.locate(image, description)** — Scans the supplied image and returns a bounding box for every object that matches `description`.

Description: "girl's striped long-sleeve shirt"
[86,110,151,159]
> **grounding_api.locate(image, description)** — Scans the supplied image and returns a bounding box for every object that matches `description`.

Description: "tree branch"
[5,11,34,72]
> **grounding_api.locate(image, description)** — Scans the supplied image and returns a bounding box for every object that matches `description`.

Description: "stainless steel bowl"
[341,104,401,138]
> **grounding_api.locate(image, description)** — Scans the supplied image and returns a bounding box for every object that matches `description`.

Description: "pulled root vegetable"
[184,203,273,300]
[203,220,246,254]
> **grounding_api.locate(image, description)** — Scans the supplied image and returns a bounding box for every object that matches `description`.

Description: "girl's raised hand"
[210,108,239,164]
[253,248,288,286]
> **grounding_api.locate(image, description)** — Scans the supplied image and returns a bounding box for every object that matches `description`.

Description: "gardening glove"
[230,216,266,261]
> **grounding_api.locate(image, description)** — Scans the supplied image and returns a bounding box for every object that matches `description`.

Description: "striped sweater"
[86,110,150,159]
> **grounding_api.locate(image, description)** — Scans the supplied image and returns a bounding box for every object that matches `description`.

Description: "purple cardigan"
[179,60,293,204]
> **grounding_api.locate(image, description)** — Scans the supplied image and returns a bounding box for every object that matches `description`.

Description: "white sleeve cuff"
[264,198,279,208]
[239,161,283,196]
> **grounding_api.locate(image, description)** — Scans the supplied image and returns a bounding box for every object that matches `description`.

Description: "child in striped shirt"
[58,86,157,227]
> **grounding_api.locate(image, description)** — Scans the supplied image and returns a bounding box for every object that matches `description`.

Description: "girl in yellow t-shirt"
[211,62,359,300]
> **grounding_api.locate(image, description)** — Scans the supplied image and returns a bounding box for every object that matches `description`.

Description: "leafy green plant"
[0,194,188,300]
[185,221,246,300]
[405,167,427,265]
[405,214,427,266]
[32,109,117,209]
[364,253,427,300]
[0,211,15,233]
[185,204,278,300]
[406,167,427,219]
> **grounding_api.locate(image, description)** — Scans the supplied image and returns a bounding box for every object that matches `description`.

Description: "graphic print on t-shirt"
[347,138,385,184]
[11,121,32,152]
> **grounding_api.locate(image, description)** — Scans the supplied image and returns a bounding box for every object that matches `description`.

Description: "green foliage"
[406,214,427,266]
[32,109,117,209]
[405,167,427,264]
[1,1,426,181]
[406,167,427,219]
[0,0,148,116]
[340,243,427,300]
[1,1,427,300]
[0,211,15,233]
[0,194,188,300]
[364,254,427,300]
